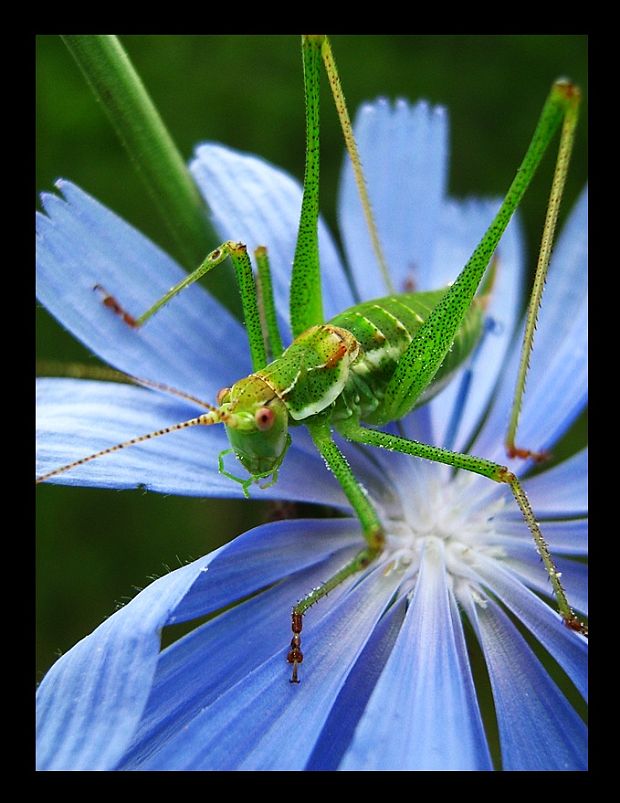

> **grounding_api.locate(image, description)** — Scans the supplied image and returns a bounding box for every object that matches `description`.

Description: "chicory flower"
[36,98,587,770]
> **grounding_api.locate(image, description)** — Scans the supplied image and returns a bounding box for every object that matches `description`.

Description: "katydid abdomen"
[252,288,485,431]
[331,289,484,424]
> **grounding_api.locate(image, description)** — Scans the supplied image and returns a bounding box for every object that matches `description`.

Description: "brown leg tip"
[506,444,551,463]
[564,616,588,638]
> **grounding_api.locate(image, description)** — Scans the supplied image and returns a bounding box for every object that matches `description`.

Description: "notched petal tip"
[39,188,67,218]
[360,97,446,121]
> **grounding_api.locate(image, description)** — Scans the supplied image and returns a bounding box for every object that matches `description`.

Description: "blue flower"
[36,98,588,771]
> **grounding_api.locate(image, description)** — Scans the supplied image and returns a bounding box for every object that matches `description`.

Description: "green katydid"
[37,35,587,683]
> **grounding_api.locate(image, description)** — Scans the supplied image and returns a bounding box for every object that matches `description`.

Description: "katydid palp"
[37,35,587,684]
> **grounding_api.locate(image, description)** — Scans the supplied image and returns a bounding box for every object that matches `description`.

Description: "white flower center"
[381,465,508,594]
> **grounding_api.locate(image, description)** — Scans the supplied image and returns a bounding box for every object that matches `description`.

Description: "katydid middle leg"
[338,420,587,637]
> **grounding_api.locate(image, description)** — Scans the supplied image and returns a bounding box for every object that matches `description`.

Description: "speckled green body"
[253,288,484,431]
[330,289,483,425]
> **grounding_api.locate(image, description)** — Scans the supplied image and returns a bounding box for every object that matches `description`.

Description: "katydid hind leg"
[289,34,393,338]
[505,82,581,462]
[379,79,582,426]
[289,36,324,338]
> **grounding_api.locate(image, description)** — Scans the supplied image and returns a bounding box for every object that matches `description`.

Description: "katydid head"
[217,375,290,478]
[36,372,290,489]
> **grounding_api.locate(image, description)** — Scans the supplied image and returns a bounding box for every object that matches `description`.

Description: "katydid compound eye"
[216,387,231,405]
[255,407,274,430]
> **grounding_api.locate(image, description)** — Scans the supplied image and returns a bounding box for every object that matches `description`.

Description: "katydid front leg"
[287,414,385,683]
[95,240,279,373]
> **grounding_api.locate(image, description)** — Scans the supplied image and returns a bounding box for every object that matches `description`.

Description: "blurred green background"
[36,35,587,681]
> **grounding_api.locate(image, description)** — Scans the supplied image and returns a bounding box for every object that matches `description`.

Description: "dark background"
[36,35,588,680]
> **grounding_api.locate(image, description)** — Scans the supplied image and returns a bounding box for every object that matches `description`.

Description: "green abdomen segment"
[329,290,484,423]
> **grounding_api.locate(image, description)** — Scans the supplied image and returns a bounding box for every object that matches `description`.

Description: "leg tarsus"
[506,443,551,463]
[287,540,384,683]
[564,614,588,638]
[93,284,138,328]
[95,242,268,371]
[287,611,304,684]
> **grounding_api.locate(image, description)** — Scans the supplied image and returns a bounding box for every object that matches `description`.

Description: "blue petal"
[340,540,492,771]
[36,378,348,507]
[503,545,588,615]
[338,97,524,454]
[190,143,354,333]
[364,425,448,513]
[120,542,362,768]
[134,566,402,770]
[37,552,218,770]
[37,181,249,401]
[37,518,362,771]
[170,517,363,623]
[494,517,588,556]
[339,99,448,300]
[471,555,587,701]
[305,598,407,771]
[468,599,587,770]
[520,449,587,517]
[37,378,228,494]
[513,188,588,400]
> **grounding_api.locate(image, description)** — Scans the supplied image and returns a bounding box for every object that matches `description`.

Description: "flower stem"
[61,35,216,270]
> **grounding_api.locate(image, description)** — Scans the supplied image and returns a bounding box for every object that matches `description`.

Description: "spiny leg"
[443,253,501,452]
[288,414,385,683]
[36,361,217,410]
[319,36,392,294]
[505,84,581,461]
[339,420,587,637]
[289,35,392,337]
[289,36,324,338]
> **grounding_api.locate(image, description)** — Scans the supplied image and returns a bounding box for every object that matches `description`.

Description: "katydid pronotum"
[37,35,587,683]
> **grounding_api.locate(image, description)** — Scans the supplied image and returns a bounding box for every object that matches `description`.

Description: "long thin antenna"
[36,411,222,484]
[37,360,219,411]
